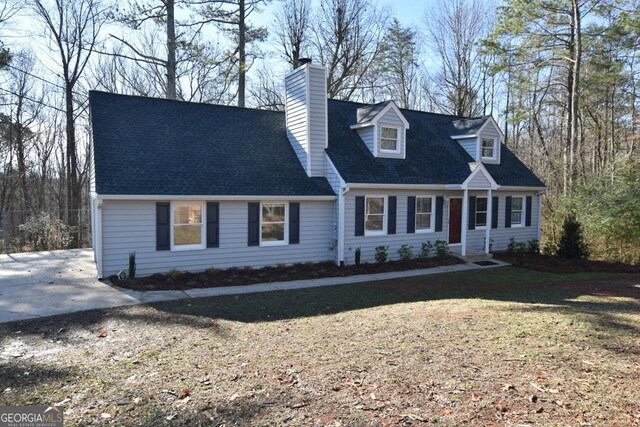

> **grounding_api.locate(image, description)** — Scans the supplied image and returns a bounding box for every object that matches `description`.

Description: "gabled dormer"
[350,101,410,159]
[451,116,503,165]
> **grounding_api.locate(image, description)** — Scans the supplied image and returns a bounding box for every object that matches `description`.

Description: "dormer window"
[481,138,496,159]
[380,126,399,152]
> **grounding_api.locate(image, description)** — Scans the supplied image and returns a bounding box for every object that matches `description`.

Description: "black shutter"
[355,196,365,236]
[206,202,219,248]
[435,196,444,232]
[491,196,499,229]
[248,202,260,246]
[387,196,396,234]
[407,196,416,234]
[505,196,512,228]
[289,202,300,244]
[156,202,170,251]
[468,196,476,230]
[525,196,532,227]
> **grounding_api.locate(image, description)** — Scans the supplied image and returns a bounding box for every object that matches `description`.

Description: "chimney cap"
[299,57,312,65]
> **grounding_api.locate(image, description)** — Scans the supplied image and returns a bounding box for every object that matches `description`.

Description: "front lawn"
[1,267,639,426]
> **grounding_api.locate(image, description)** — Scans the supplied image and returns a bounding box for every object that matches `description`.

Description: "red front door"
[449,198,462,244]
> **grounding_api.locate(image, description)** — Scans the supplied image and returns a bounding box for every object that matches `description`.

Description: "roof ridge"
[89,90,284,115]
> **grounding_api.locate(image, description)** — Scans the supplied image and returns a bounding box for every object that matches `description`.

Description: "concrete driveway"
[0,249,140,323]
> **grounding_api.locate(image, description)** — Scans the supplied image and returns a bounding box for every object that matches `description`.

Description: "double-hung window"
[261,202,288,245]
[511,196,524,227]
[415,196,434,232]
[365,196,386,235]
[172,202,205,250]
[475,197,488,228]
[481,138,495,159]
[380,126,399,152]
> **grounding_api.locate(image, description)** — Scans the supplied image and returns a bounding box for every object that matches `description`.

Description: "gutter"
[97,194,337,201]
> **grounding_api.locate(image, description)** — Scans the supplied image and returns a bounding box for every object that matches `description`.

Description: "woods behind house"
[1,0,639,262]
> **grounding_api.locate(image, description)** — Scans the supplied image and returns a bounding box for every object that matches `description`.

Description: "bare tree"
[249,64,284,110]
[311,0,386,100]
[0,0,22,67]
[425,0,492,116]
[33,0,106,236]
[273,0,310,69]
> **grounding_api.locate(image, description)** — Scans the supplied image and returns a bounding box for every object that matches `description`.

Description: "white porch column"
[337,186,346,265]
[485,189,492,254]
[461,189,468,257]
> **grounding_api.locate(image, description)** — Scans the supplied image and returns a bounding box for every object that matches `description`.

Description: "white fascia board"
[496,186,547,192]
[345,183,452,190]
[326,155,346,187]
[371,101,410,129]
[350,122,374,130]
[477,116,505,140]
[97,194,337,201]
[451,134,477,139]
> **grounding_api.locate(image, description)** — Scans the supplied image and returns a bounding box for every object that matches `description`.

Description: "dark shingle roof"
[451,117,490,135]
[90,91,335,196]
[356,101,392,123]
[326,100,545,187]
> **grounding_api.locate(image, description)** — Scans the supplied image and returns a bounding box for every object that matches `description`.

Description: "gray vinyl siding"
[308,65,327,177]
[356,126,375,154]
[465,191,540,252]
[466,169,492,189]
[343,190,449,265]
[457,137,477,159]
[285,68,309,173]
[101,199,334,277]
[478,121,501,164]
[376,108,406,159]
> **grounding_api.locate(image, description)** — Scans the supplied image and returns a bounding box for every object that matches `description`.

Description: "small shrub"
[398,244,413,261]
[541,240,557,256]
[527,239,540,255]
[276,263,287,269]
[420,241,433,259]
[18,212,76,251]
[507,237,517,254]
[557,214,589,259]
[242,266,254,271]
[128,252,136,280]
[434,240,449,258]
[374,245,389,264]
[355,247,361,266]
[508,238,527,256]
[168,269,182,280]
[206,267,220,275]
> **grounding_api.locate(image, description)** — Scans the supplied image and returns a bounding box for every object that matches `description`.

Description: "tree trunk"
[238,0,246,108]
[65,83,79,242]
[568,0,581,193]
[166,0,177,99]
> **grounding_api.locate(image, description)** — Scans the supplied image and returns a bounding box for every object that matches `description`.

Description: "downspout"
[337,185,349,266]
[537,192,543,241]
[96,199,103,279]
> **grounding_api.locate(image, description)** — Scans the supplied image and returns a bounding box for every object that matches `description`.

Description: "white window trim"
[364,195,387,236]
[510,196,525,228]
[475,196,488,229]
[378,125,401,154]
[480,137,497,160]
[259,201,289,247]
[170,201,206,251]
[415,195,435,233]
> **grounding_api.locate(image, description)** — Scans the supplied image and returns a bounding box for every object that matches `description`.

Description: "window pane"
[381,139,397,150]
[261,223,285,241]
[476,197,487,212]
[512,197,523,210]
[476,213,487,226]
[381,127,398,139]
[416,197,432,214]
[366,215,384,231]
[482,147,493,157]
[174,204,202,224]
[262,204,285,222]
[416,213,431,229]
[366,197,385,215]
[511,212,522,225]
[174,224,202,245]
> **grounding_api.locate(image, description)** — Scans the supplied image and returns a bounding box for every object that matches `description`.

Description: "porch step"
[450,249,493,263]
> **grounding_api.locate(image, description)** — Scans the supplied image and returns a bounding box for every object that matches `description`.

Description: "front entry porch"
[449,246,494,263]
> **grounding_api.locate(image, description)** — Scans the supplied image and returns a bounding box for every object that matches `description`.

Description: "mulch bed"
[494,252,640,273]
[111,256,464,291]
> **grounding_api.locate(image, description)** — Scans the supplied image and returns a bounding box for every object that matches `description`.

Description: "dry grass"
[1,267,639,426]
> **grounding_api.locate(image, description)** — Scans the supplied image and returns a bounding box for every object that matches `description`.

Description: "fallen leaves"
[97,328,107,338]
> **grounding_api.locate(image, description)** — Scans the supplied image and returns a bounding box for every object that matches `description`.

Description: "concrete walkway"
[0,249,509,324]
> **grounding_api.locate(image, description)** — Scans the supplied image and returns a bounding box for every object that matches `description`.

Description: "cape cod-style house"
[89,59,545,278]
